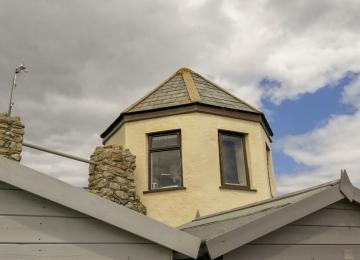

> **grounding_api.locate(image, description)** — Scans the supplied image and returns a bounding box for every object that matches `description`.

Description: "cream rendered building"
[101,68,276,226]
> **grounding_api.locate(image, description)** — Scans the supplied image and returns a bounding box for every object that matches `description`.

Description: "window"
[219,130,250,188]
[148,130,183,191]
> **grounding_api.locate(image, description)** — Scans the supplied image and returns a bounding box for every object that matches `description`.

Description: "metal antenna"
[8,64,28,117]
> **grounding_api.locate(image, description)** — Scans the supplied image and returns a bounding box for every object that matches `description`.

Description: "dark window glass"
[149,131,182,190]
[219,132,248,186]
[150,150,182,189]
[151,134,178,148]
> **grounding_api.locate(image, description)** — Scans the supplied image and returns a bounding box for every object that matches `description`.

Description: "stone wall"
[88,145,146,214]
[0,113,24,161]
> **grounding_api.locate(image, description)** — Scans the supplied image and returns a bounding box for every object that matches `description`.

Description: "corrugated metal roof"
[180,180,340,241]
[125,68,259,113]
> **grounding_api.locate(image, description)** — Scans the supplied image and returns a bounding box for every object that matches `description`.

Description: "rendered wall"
[106,112,275,226]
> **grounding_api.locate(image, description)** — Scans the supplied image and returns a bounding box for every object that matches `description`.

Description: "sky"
[0,0,360,194]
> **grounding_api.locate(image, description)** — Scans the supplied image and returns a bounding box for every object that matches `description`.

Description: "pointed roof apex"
[101,68,272,140]
[176,67,193,74]
[124,67,259,114]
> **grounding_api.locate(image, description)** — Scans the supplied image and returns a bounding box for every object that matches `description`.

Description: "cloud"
[277,76,360,193]
[0,0,360,188]
[342,75,360,109]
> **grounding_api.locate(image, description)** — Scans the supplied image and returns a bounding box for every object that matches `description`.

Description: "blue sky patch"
[263,72,358,175]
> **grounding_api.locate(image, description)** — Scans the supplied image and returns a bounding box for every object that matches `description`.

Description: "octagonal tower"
[101,68,275,226]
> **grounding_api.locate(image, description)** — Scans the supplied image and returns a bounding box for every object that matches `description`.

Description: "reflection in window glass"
[150,150,182,189]
[219,132,248,186]
[151,134,178,148]
[148,131,182,190]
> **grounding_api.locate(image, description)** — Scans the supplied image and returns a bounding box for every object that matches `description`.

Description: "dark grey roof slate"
[125,68,258,113]
[192,73,256,112]
[127,73,191,113]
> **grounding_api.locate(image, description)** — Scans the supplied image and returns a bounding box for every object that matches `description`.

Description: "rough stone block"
[88,144,146,215]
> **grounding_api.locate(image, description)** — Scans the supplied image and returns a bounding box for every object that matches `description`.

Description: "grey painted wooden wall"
[0,181,172,260]
[225,199,360,260]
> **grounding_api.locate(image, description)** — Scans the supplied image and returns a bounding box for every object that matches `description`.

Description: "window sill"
[143,187,186,194]
[219,185,257,192]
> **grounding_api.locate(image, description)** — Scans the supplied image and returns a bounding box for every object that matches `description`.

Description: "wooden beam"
[0,157,201,258]
[206,184,344,259]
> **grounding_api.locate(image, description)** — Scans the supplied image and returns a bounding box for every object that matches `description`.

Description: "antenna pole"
[8,72,17,117]
[7,64,27,117]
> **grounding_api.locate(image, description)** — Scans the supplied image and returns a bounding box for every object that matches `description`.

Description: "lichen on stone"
[88,145,146,214]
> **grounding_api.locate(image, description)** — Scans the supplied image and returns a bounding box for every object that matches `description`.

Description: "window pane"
[150,150,182,189]
[151,134,178,148]
[220,133,248,186]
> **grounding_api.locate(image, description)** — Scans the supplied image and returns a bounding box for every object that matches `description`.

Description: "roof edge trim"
[205,182,345,259]
[179,179,340,230]
[100,103,273,143]
[181,69,201,102]
[340,169,354,202]
[0,157,201,258]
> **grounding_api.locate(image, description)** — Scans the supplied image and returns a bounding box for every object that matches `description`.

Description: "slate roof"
[127,73,191,112]
[125,68,259,113]
[101,67,272,141]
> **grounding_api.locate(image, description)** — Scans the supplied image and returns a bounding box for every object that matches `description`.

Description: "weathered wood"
[0,157,201,258]
[0,244,171,260]
[353,187,360,204]
[0,215,149,243]
[0,190,85,217]
[225,245,360,260]
[0,181,19,190]
[340,170,354,201]
[327,199,358,210]
[206,184,344,259]
[253,225,360,244]
[293,208,360,227]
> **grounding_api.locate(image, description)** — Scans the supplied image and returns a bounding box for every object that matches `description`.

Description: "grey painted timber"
[0,189,85,217]
[226,197,360,259]
[0,244,171,260]
[253,225,360,244]
[181,171,360,259]
[0,157,201,259]
[225,245,360,260]
[205,184,344,258]
[0,215,150,243]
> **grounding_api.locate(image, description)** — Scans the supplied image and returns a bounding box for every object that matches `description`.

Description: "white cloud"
[277,76,360,193]
[342,75,360,109]
[1,0,360,190]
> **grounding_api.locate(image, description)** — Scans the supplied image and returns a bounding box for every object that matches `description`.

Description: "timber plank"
[0,190,85,217]
[253,225,360,245]
[326,200,358,210]
[293,208,360,227]
[0,215,149,243]
[225,245,360,260]
[0,181,19,190]
[0,244,171,260]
